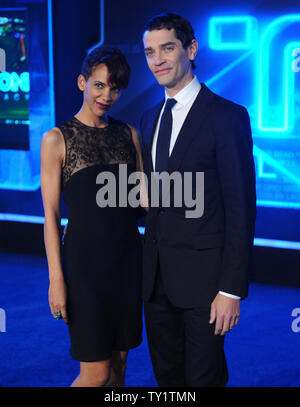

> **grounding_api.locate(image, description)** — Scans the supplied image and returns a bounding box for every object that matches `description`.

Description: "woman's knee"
[91,372,110,387]
[80,360,110,387]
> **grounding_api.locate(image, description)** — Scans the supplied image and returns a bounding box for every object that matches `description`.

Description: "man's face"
[143,28,197,93]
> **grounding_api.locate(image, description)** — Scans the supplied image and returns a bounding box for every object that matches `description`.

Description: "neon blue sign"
[209,16,257,50]
[208,14,300,210]
[0,71,29,93]
[0,0,54,191]
[257,15,300,133]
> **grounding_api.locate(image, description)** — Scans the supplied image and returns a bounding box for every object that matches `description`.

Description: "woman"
[40,47,146,387]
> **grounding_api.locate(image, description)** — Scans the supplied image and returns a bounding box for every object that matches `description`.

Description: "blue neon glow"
[257,14,300,133]
[0,72,29,92]
[205,50,252,86]
[253,145,300,187]
[88,0,105,53]
[208,13,300,209]
[257,200,300,209]
[0,1,55,191]
[282,42,299,132]
[254,238,300,250]
[209,16,257,50]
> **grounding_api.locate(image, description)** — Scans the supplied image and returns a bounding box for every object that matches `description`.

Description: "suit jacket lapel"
[168,83,215,174]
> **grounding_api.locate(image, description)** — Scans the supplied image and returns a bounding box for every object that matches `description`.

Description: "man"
[139,13,256,387]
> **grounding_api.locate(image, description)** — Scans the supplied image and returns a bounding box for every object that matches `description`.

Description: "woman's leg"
[105,350,128,387]
[71,360,110,387]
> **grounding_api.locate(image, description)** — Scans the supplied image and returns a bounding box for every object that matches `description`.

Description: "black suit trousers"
[144,261,228,387]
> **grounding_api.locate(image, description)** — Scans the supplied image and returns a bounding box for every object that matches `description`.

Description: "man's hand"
[209,293,240,335]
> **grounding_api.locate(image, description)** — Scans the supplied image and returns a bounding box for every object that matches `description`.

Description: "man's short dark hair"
[81,47,130,89]
[144,13,196,69]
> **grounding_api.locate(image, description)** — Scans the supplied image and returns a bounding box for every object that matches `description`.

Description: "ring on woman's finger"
[53,311,63,320]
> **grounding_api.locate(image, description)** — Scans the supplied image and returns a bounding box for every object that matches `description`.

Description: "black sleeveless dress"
[59,116,143,362]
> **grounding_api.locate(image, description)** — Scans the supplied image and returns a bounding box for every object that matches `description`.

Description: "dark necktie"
[155,98,177,173]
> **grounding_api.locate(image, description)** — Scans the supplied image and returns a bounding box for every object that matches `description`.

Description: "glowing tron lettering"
[0,72,29,93]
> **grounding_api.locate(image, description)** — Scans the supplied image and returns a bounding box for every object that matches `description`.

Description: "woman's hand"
[48,278,68,323]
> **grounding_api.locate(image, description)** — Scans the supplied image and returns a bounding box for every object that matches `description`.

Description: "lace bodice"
[58,116,137,188]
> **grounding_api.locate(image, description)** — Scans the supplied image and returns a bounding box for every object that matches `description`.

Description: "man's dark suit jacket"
[140,83,256,308]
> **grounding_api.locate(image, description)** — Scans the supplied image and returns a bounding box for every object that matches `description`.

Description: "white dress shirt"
[152,76,201,168]
[152,76,240,301]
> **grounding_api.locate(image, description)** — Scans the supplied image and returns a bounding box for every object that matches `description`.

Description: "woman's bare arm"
[129,125,149,211]
[40,128,68,322]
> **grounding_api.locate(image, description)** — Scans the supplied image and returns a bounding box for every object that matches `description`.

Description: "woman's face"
[79,63,121,117]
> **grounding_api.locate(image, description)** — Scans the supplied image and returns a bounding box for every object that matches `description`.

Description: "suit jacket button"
[152,238,157,243]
